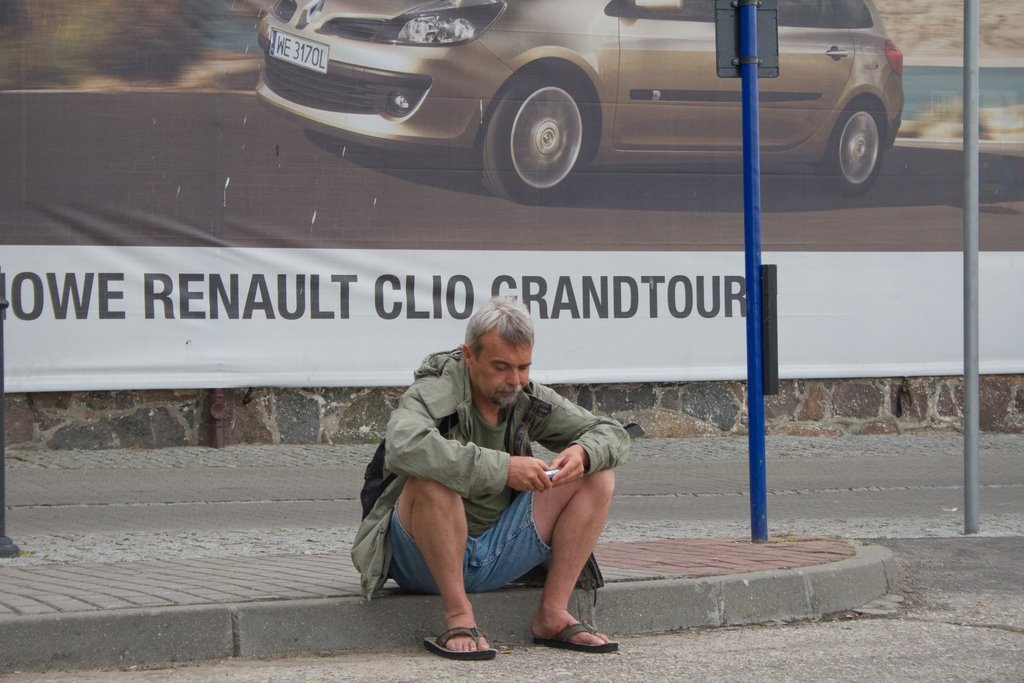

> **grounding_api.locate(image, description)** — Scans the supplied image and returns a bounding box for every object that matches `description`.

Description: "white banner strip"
[0,247,1021,392]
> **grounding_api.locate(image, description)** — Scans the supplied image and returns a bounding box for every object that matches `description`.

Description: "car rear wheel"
[825,107,884,196]
[482,78,587,203]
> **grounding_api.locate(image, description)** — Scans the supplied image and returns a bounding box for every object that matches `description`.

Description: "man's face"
[464,329,533,410]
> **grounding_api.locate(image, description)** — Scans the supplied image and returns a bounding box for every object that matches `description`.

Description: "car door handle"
[826,46,849,61]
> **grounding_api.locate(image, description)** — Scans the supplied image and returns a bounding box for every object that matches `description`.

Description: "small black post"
[761,264,779,396]
[0,296,19,558]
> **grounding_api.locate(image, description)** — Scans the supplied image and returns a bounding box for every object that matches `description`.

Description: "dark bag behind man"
[360,413,459,519]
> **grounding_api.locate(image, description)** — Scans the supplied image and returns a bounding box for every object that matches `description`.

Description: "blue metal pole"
[739,0,768,542]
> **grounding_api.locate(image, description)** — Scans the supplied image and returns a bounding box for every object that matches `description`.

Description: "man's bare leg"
[530,469,615,646]
[396,478,490,653]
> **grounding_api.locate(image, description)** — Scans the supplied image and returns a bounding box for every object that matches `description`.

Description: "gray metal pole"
[963,0,980,535]
[0,297,20,557]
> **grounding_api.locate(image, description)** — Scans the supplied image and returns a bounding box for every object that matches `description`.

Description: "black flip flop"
[423,626,497,661]
[533,622,619,653]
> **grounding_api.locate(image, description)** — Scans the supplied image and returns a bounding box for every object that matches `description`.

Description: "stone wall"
[5,375,1023,450]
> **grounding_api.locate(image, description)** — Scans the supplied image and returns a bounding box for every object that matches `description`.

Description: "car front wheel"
[826,107,884,195]
[482,79,587,204]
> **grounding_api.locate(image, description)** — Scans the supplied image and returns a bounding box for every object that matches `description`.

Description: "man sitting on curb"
[352,297,630,660]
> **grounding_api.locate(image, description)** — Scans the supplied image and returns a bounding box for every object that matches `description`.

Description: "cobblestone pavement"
[11,433,1018,470]
[0,537,861,618]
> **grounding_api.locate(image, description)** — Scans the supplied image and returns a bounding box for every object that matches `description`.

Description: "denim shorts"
[388,490,552,594]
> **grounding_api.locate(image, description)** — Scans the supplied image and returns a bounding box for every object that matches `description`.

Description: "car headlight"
[376,0,506,46]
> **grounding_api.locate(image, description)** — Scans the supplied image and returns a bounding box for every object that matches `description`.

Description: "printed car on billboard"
[256,0,904,203]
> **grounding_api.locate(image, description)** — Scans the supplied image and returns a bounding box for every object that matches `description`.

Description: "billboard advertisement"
[1,1,1022,392]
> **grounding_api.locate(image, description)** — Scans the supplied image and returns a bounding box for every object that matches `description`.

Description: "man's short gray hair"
[465,297,534,354]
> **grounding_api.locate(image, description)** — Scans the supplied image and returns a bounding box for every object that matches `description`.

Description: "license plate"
[269,28,329,74]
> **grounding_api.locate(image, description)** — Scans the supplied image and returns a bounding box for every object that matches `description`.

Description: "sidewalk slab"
[0,537,893,673]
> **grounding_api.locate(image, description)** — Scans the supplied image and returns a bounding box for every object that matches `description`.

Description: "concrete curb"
[0,543,893,673]
[0,606,235,672]
[596,544,896,635]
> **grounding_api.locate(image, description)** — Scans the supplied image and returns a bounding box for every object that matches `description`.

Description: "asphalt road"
[5,435,1024,563]
[1,91,1022,252]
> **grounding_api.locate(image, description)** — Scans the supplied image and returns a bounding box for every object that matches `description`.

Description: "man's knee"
[398,477,463,520]
[404,476,458,499]
[583,468,615,500]
[535,469,614,518]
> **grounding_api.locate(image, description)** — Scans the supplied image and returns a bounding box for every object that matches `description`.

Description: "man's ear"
[461,343,472,366]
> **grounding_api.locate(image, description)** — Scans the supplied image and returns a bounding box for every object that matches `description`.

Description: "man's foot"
[433,626,493,655]
[432,611,493,656]
[424,626,497,661]
[531,610,617,652]
[532,623,618,653]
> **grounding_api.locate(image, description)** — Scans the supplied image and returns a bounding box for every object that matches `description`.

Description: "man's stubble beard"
[492,384,523,408]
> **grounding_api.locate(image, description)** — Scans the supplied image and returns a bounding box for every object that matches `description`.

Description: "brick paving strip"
[0,555,362,616]
[595,537,855,578]
[0,537,854,617]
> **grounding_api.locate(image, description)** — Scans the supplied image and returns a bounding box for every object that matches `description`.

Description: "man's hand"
[506,445,591,491]
[547,444,590,486]
[506,456,554,492]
